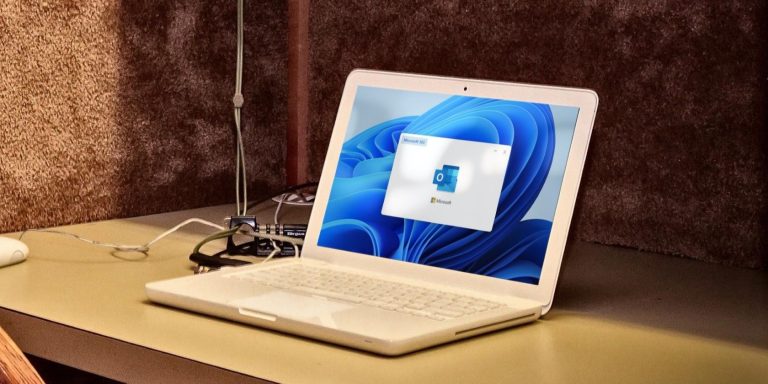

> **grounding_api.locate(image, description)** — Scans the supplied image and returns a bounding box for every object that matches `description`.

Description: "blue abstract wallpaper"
[318,88,577,284]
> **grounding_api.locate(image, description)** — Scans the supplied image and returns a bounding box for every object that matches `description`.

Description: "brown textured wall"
[0,1,287,232]
[306,1,768,268]
[2,1,765,269]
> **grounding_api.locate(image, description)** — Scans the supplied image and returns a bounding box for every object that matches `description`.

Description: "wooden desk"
[1,205,766,383]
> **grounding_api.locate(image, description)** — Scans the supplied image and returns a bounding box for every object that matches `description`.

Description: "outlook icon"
[433,165,459,193]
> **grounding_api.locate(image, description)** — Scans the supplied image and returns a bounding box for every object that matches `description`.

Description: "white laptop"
[146,69,598,355]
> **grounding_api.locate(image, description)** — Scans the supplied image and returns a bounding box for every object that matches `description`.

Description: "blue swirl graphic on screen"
[318,96,556,284]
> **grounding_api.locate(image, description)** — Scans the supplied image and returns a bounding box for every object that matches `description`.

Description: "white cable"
[144,218,226,248]
[238,116,247,214]
[236,0,244,92]
[239,228,301,262]
[234,109,247,215]
[274,193,287,224]
[233,0,248,215]
[23,218,226,253]
[235,127,241,214]
[261,239,281,264]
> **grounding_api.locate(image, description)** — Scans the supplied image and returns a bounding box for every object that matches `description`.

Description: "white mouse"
[0,237,28,268]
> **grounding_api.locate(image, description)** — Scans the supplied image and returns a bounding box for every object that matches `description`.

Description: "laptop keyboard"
[225,264,504,321]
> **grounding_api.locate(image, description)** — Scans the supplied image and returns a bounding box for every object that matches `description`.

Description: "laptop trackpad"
[231,291,354,327]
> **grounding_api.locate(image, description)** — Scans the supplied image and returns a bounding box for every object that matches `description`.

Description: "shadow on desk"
[554,242,768,349]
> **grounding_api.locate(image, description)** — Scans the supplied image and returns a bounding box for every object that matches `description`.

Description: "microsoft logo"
[430,196,452,205]
[433,165,459,193]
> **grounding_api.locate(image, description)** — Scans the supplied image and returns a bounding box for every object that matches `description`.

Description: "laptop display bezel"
[302,69,598,313]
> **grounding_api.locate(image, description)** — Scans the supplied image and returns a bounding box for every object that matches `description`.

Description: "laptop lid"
[303,70,598,314]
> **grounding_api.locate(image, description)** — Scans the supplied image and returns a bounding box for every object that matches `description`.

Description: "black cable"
[190,252,250,268]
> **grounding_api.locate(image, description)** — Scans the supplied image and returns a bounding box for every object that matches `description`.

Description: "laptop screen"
[317,86,580,285]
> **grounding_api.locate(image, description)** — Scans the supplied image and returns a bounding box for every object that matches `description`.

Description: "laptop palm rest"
[231,291,354,327]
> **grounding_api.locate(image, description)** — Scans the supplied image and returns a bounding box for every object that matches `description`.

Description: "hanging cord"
[233,0,248,215]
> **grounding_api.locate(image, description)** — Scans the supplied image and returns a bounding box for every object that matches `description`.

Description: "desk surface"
[1,205,766,383]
